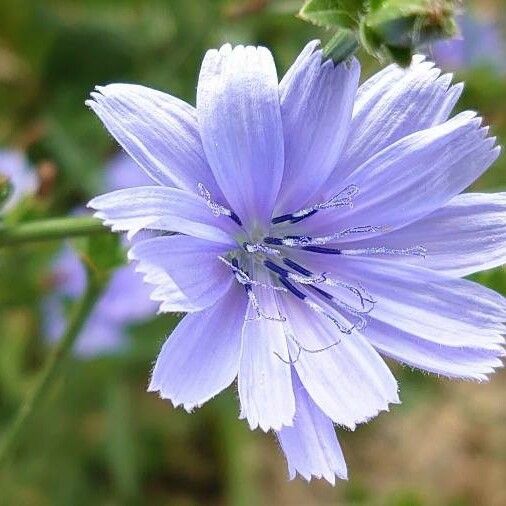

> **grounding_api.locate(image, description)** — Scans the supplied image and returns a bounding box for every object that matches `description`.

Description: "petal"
[148,284,247,410]
[197,44,284,229]
[129,235,233,313]
[88,186,238,245]
[0,149,38,213]
[87,84,222,196]
[275,42,360,213]
[303,254,506,350]
[74,316,126,358]
[280,297,399,429]
[335,192,506,277]
[238,270,295,431]
[304,112,500,238]
[327,55,463,187]
[277,371,347,485]
[95,264,157,322]
[366,318,504,381]
[105,152,154,192]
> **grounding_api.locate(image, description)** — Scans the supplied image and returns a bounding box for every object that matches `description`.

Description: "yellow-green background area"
[0,1,504,504]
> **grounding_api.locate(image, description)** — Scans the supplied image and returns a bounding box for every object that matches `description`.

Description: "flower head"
[430,13,506,73]
[44,154,156,357]
[87,41,505,483]
[0,149,38,213]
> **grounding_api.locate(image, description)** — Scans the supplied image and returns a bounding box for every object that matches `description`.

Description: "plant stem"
[0,271,105,465]
[0,216,106,247]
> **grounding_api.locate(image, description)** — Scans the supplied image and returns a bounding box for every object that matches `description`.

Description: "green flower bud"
[362,0,457,65]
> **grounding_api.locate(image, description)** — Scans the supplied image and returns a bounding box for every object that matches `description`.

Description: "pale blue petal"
[327,56,463,188]
[88,186,238,245]
[277,371,347,485]
[334,193,506,277]
[129,235,233,313]
[197,44,284,230]
[276,42,359,214]
[105,152,154,191]
[96,264,157,322]
[279,297,399,429]
[304,112,500,238]
[365,318,504,381]
[148,284,247,410]
[238,270,295,431]
[0,149,38,213]
[86,84,222,197]
[302,254,506,349]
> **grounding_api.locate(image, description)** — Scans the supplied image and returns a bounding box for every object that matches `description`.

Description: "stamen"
[305,300,356,334]
[197,183,242,226]
[301,246,342,254]
[322,278,376,310]
[271,184,359,225]
[245,284,286,322]
[243,242,280,256]
[280,226,387,247]
[341,245,427,257]
[282,258,312,276]
[263,237,283,246]
[281,258,374,310]
[274,333,341,365]
[219,256,286,291]
[278,276,307,300]
[307,285,370,331]
[265,259,326,286]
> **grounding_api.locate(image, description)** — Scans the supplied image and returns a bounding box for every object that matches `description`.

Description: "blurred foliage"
[0,0,505,505]
[299,0,457,65]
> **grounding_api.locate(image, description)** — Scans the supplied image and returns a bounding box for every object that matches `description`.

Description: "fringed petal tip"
[147,380,206,414]
[238,409,295,433]
[288,465,348,486]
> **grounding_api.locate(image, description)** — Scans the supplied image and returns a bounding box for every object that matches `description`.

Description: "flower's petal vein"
[197,44,284,229]
[330,55,464,186]
[335,192,506,277]
[276,41,360,214]
[277,371,347,485]
[280,297,399,429]
[88,186,238,245]
[129,235,233,313]
[148,284,247,410]
[304,112,500,238]
[238,270,295,431]
[86,84,222,196]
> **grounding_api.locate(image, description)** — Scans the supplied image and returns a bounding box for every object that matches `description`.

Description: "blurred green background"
[0,0,505,504]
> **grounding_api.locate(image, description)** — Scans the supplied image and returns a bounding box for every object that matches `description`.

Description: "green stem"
[0,216,106,247]
[0,270,106,465]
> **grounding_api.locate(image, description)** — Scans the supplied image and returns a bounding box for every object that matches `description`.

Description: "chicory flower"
[0,149,38,213]
[87,41,505,483]
[44,154,157,357]
[430,13,506,73]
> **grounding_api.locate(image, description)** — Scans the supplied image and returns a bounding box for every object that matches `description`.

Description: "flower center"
[198,182,426,362]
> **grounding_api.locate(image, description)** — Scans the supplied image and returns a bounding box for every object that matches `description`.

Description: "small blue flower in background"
[44,154,157,357]
[87,41,505,483]
[430,13,506,73]
[0,149,38,213]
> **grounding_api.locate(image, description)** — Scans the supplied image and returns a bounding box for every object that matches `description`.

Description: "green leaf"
[364,0,456,48]
[323,29,359,63]
[361,0,456,66]
[76,232,125,282]
[298,0,362,30]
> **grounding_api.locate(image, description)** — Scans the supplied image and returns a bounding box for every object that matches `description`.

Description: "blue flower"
[0,149,38,213]
[430,13,506,74]
[44,154,156,357]
[87,42,505,483]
